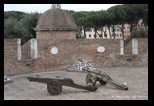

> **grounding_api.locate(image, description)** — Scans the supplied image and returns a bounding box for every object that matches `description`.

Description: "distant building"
[123,24,130,40]
[82,19,147,40]
[82,25,128,40]
[136,19,148,30]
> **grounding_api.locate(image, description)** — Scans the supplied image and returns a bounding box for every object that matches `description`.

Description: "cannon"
[82,68,128,90]
[27,76,97,95]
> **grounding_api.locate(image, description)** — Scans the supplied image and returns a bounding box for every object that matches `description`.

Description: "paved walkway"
[4,66,148,100]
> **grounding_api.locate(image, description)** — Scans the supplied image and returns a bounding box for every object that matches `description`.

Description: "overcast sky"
[4,4,120,13]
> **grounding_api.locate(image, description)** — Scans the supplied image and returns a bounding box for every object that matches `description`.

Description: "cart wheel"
[47,80,62,95]
[99,80,107,85]
[86,73,97,86]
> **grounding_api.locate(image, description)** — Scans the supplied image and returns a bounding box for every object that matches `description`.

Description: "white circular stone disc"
[97,46,105,53]
[51,47,58,54]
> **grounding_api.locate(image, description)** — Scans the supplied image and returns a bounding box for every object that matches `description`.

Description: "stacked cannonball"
[68,60,95,71]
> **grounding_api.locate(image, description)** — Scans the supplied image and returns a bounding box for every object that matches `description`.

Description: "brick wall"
[125,38,148,55]
[4,39,36,75]
[4,39,18,75]
[34,39,120,70]
[36,31,76,40]
[4,38,148,75]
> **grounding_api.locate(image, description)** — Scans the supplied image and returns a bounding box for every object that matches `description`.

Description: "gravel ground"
[4,66,148,100]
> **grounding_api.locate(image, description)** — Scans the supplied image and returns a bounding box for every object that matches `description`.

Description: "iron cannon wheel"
[86,73,97,86]
[47,80,62,95]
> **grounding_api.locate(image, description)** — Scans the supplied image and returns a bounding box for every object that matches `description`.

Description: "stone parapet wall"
[4,38,148,75]
[34,39,120,70]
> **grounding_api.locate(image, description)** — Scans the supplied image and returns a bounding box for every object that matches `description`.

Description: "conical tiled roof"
[35,7,77,31]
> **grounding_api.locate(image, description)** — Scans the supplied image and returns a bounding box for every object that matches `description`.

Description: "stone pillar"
[30,38,38,59]
[17,39,22,60]
[120,39,124,55]
[132,38,138,55]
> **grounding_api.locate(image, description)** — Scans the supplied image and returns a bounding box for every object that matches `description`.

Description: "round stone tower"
[34,4,77,40]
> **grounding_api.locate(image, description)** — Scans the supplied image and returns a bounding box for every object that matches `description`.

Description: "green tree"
[107,5,120,39]
[70,11,84,38]
[4,11,25,20]
[4,17,28,38]
[121,4,148,32]
[68,4,148,40]
[22,12,40,38]
[4,11,41,44]
[89,11,102,39]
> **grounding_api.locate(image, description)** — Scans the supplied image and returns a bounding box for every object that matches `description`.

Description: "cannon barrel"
[82,68,128,90]
[82,68,102,75]
[107,80,128,90]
